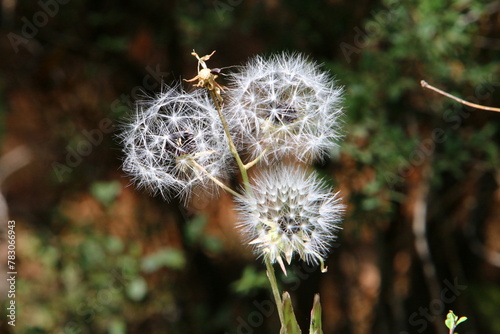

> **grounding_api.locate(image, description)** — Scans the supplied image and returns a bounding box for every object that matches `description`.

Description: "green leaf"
[445,318,454,331]
[126,277,148,301]
[201,235,224,254]
[231,265,269,294]
[445,310,457,328]
[185,215,208,245]
[106,236,124,254]
[141,248,186,272]
[309,294,324,334]
[90,180,121,206]
[280,291,302,334]
[108,319,126,334]
[445,310,468,331]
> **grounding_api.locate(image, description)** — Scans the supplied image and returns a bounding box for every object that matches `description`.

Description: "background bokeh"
[1,0,499,333]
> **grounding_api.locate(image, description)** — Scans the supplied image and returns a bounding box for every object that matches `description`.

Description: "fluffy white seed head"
[226,53,343,163]
[235,165,344,273]
[120,85,231,202]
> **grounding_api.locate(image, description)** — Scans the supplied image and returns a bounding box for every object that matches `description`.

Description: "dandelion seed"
[235,165,344,274]
[119,85,231,202]
[226,52,343,163]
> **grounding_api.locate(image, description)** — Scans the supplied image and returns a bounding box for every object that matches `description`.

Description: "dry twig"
[421,80,500,113]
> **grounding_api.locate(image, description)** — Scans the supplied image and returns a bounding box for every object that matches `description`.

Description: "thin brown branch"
[420,80,500,113]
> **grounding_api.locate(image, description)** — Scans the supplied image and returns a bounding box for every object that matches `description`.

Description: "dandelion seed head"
[227,52,343,163]
[119,85,231,202]
[235,165,344,270]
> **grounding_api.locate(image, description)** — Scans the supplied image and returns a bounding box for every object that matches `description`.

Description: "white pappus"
[226,52,344,164]
[234,165,344,274]
[120,85,232,202]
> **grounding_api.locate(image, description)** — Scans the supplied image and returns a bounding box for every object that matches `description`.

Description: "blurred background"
[0,0,499,333]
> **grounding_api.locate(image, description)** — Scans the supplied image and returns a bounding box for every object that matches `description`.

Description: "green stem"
[265,257,285,328]
[205,78,284,332]
[209,90,250,189]
[244,149,267,170]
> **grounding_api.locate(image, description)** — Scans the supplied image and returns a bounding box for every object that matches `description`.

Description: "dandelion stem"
[243,149,267,170]
[189,158,242,199]
[421,80,500,113]
[265,257,285,328]
[209,90,251,189]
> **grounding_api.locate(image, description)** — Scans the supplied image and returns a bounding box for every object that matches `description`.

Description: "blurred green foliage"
[331,0,499,215]
[231,265,269,295]
[90,181,122,207]
[471,284,500,333]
